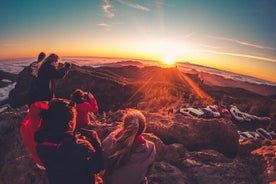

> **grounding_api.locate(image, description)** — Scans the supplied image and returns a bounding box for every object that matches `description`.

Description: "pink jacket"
[103,132,156,184]
[75,97,98,129]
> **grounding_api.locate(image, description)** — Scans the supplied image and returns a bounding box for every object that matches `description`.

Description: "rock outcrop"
[0,70,17,88]
[145,113,239,158]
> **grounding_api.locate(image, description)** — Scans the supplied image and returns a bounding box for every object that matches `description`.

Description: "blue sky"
[1,0,276,82]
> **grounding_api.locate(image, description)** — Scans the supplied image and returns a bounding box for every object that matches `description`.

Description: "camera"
[84,92,89,100]
[78,128,93,137]
[84,92,88,96]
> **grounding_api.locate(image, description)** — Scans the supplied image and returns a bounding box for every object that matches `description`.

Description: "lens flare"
[162,55,175,65]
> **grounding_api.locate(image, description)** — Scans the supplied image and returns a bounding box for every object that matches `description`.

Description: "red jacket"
[20,101,48,166]
[76,97,98,129]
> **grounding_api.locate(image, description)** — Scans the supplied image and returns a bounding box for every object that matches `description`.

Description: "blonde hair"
[32,60,45,77]
[107,109,146,174]
[31,52,46,77]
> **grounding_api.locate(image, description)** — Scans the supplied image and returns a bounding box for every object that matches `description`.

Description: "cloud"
[101,0,150,18]
[98,23,110,27]
[208,35,276,51]
[155,0,164,6]
[199,44,219,49]
[1,43,18,47]
[98,23,111,31]
[102,0,115,18]
[183,32,195,39]
[117,0,150,11]
[202,49,276,63]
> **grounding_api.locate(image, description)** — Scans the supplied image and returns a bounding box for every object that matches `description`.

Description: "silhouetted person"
[27,52,46,106]
[103,109,156,184]
[70,89,98,129]
[31,52,46,77]
[30,53,71,104]
[35,98,103,184]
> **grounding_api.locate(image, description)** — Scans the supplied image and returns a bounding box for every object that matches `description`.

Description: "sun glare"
[163,55,175,65]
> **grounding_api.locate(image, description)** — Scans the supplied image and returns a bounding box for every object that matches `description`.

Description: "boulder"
[8,66,32,107]
[0,70,17,88]
[147,161,187,184]
[251,140,276,183]
[146,112,239,158]
[176,150,261,184]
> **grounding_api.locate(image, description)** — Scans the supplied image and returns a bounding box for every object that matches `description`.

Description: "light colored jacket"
[103,132,156,184]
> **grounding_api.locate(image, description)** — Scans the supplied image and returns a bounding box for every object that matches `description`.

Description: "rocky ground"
[0,107,275,184]
[1,63,275,183]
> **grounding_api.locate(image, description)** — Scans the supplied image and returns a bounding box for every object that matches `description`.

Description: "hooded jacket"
[102,132,156,184]
[35,132,103,184]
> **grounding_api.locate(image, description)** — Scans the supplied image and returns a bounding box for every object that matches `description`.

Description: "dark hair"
[37,52,46,62]
[71,89,85,104]
[43,53,59,65]
[40,98,76,134]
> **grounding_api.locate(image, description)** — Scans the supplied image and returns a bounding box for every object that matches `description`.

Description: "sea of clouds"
[177,62,276,87]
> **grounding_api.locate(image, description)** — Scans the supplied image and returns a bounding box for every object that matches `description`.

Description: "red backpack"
[20,101,48,166]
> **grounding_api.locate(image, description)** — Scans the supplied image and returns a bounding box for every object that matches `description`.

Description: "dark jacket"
[34,63,69,102]
[35,133,102,184]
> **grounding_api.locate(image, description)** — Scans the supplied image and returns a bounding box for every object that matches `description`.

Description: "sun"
[162,55,175,65]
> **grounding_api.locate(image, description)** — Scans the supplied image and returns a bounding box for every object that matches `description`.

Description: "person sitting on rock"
[70,89,98,129]
[102,109,156,184]
[30,53,71,104]
[35,98,103,184]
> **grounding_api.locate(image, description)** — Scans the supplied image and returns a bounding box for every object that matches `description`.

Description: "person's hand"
[87,92,94,99]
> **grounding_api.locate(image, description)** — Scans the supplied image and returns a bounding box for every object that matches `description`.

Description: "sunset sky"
[1,0,276,82]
